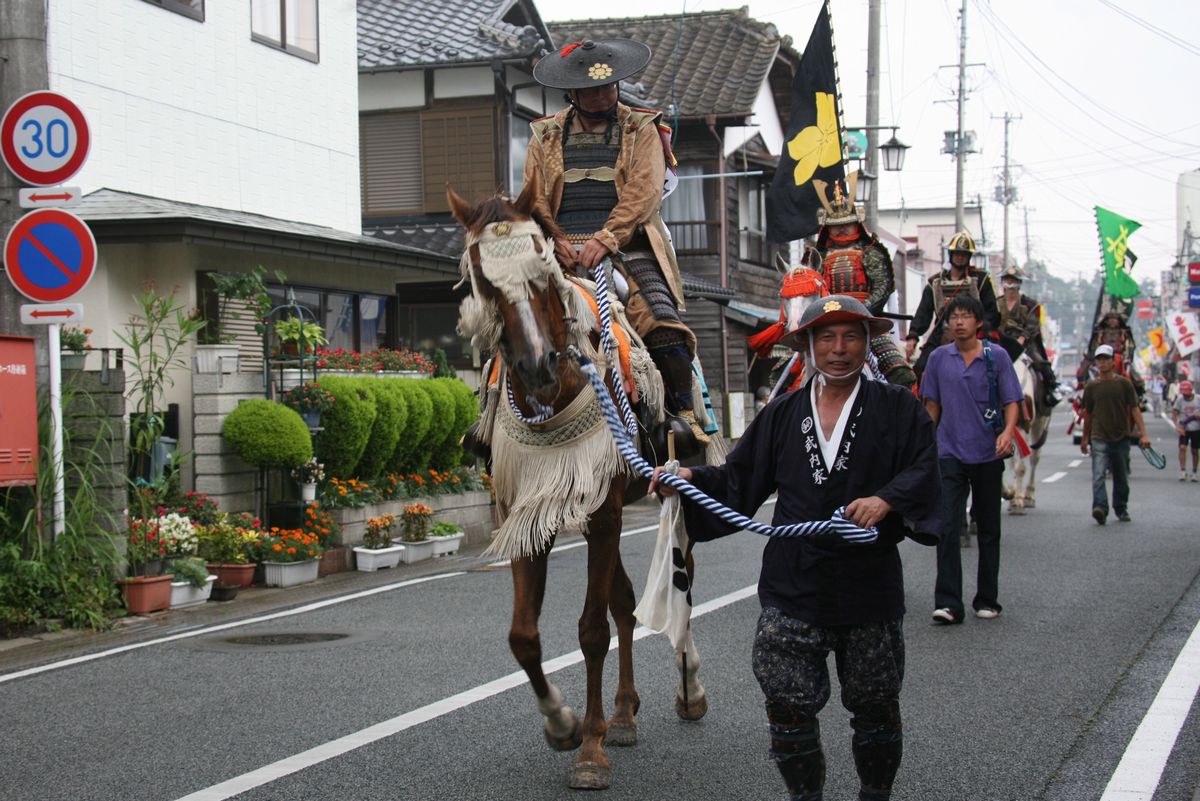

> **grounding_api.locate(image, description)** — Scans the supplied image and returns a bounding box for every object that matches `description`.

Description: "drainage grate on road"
[222,632,350,647]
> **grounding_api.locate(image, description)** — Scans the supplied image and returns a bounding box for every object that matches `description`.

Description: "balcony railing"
[664,220,720,255]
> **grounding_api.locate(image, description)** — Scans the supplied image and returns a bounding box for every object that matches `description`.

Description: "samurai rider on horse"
[996,265,1060,408]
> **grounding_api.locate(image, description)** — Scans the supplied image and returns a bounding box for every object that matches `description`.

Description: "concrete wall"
[191,373,262,514]
[46,0,362,232]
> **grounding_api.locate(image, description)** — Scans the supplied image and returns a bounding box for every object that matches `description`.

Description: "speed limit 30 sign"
[0,91,91,186]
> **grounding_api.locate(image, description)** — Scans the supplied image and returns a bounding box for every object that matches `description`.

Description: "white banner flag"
[1167,311,1200,358]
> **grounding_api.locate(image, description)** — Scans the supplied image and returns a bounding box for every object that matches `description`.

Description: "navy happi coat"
[685,376,941,626]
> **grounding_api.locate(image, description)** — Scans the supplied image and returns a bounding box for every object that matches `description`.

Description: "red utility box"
[0,336,38,487]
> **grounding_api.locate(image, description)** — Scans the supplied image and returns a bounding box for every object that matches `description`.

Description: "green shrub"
[411,379,455,472]
[430,378,480,469]
[431,348,457,378]
[315,377,377,478]
[222,400,312,469]
[389,379,433,474]
[355,381,408,480]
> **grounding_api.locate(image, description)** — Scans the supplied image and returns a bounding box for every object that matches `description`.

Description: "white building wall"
[45,0,362,233]
[1178,168,1200,259]
[359,71,426,111]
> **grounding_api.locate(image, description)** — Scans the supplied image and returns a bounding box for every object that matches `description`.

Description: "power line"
[1096,0,1200,58]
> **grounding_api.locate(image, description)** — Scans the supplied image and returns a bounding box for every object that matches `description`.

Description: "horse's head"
[449,184,595,408]
[777,267,829,350]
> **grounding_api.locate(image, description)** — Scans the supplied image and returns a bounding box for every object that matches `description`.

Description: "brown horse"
[449,183,706,791]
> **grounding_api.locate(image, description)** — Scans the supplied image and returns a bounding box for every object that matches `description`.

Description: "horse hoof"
[544,719,583,752]
[675,691,708,721]
[1008,505,1025,516]
[605,721,638,747]
[1025,498,1036,509]
[568,761,612,790]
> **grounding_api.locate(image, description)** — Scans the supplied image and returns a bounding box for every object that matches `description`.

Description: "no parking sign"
[3,208,96,303]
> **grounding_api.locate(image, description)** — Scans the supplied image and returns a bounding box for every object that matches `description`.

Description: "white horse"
[1004,354,1053,514]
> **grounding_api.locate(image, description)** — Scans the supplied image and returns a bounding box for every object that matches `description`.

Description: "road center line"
[0,573,463,685]
[1100,614,1200,800]
[1042,471,1068,483]
[173,583,760,801]
[1069,459,1082,468]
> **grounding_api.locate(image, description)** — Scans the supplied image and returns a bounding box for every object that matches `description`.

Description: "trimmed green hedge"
[430,378,479,470]
[355,381,408,480]
[413,379,455,471]
[315,377,377,478]
[222,399,312,469]
[388,379,432,475]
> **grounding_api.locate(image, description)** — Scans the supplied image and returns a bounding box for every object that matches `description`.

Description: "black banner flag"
[765,0,845,243]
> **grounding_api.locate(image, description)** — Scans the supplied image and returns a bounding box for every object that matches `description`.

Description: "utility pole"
[992,112,1021,272]
[0,0,49,345]
[1023,205,1034,267]
[865,0,881,231]
[954,0,968,231]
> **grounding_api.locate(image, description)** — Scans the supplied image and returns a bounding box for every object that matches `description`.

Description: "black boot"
[769,717,825,801]
[645,338,710,447]
[851,722,902,801]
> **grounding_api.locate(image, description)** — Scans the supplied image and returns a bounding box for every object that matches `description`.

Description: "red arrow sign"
[30,308,76,318]
[19,302,84,325]
[29,192,73,202]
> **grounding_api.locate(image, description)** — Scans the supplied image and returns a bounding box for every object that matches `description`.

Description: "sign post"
[2,92,94,540]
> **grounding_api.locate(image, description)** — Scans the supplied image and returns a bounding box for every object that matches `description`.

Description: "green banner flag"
[1094,206,1141,299]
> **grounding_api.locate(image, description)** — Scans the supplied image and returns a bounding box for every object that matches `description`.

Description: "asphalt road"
[1,412,1198,801]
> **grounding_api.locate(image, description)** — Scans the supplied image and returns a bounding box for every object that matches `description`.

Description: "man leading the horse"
[524,38,709,445]
[812,174,916,388]
[653,295,941,801]
[905,231,1000,379]
[997,266,1059,407]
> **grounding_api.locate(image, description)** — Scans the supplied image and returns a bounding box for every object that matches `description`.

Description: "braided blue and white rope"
[570,291,877,549]
[594,261,642,437]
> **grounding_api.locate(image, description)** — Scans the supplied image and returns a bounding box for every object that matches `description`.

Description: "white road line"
[0,573,463,685]
[1100,615,1200,800]
[173,583,759,801]
[1042,471,1068,483]
[1069,459,1083,468]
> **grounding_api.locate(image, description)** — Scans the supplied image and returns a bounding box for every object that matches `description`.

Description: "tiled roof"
[76,189,455,270]
[547,8,794,118]
[364,219,465,258]
[358,0,552,69]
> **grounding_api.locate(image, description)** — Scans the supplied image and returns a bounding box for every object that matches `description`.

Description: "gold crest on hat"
[823,299,843,313]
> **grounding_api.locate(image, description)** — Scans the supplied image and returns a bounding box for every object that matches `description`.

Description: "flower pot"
[206,563,255,588]
[170,575,217,609]
[261,559,320,587]
[195,344,240,374]
[431,532,465,557]
[300,481,317,502]
[60,352,87,370]
[403,517,430,542]
[318,546,349,577]
[352,544,404,572]
[118,575,172,615]
[209,584,240,602]
[398,538,437,564]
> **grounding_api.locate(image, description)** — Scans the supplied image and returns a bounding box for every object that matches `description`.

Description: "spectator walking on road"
[1172,380,1200,482]
[650,295,941,801]
[920,294,1021,625]
[1081,344,1152,523]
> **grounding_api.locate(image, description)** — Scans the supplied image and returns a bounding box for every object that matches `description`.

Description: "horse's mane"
[461,193,558,242]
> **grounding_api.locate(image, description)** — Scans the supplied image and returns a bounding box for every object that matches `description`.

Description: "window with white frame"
[141,0,204,20]
[251,0,319,62]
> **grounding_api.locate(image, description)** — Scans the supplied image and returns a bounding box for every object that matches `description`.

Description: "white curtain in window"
[661,164,707,250]
[285,0,318,57]
[250,0,282,44]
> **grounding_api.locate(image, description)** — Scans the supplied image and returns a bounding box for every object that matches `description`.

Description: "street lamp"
[855,170,876,204]
[880,133,910,172]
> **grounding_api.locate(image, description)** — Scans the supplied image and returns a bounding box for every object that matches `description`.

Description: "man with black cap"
[524,39,710,443]
[651,295,941,801]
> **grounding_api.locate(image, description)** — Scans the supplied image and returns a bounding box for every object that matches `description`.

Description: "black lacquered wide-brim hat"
[533,39,652,90]
[780,294,894,350]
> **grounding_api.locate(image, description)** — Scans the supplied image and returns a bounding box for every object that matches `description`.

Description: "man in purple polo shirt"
[920,294,1021,624]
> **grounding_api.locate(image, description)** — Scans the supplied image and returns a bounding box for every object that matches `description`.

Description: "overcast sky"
[535,0,1200,283]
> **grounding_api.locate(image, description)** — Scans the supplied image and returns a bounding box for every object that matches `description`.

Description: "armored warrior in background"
[905,231,1001,379]
[811,175,916,388]
[997,266,1059,406]
[1078,310,1145,400]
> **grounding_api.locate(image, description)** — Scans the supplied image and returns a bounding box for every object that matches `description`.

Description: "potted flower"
[59,326,93,370]
[290,458,325,502]
[196,514,258,588]
[281,382,336,428]
[166,556,216,609]
[274,317,328,356]
[429,520,465,558]
[155,512,199,560]
[195,266,283,373]
[258,527,323,587]
[119,517,172,615]
[399,503,436,563]
[353,513,404,572]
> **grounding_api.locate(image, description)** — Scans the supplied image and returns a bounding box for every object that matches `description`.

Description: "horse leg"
[509,548,582,753]
[604,549,641,747]
[675,549,707,720]
[569,483,624,790]
[1008,452,1026,515]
